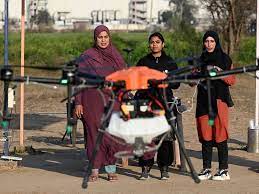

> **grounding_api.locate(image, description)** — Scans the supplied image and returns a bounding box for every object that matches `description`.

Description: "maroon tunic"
[75,25,126,168]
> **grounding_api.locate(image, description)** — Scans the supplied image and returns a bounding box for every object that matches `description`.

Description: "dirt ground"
[0,74,259,194]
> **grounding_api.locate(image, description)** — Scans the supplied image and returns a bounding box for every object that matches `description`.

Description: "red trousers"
[196,99,229,143]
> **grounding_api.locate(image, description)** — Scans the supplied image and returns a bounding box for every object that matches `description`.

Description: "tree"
[160,10,173,27]
[200,0,256,54]
[169,0,197,27]
[30,10,53,30]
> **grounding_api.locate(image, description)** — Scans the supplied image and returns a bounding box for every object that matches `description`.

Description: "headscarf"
[202,30,220,50]
[200,30,231,71]
[79,25,125,77]
[94,25,111,41]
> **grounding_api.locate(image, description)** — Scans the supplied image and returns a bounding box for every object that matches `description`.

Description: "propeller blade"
[0,64,64,71]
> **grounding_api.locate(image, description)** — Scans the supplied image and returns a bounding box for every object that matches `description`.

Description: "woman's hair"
[148,32,165,43]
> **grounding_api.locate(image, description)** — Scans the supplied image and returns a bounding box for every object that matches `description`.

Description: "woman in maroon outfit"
[75,25,126,182]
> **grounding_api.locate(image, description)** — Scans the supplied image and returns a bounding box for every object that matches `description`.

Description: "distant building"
[129,0,171,25]
[0,0,211,31]
[28,0,47,18]
[46,0,128,30]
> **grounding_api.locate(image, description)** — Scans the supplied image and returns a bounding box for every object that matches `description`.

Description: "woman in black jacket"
[136,32,180,180]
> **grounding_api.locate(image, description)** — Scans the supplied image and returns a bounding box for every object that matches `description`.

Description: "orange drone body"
[106,66,167,90]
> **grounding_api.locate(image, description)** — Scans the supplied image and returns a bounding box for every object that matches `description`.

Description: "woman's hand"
[213,66,222,71]
[75,105,83,118]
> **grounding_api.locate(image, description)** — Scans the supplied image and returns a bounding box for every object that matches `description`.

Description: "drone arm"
[206,79,215,125]
[167,61,180,89]
[9,76,61,84]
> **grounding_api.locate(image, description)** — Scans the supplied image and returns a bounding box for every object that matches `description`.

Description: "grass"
[0,31,256,72]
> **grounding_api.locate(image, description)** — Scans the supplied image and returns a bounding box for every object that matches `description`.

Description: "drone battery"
[120,99,163,120]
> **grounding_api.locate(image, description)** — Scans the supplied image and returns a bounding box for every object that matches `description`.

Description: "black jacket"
[136,51,180,102]
[196,51,234,118]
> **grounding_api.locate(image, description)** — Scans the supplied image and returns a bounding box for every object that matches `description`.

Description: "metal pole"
[4,0,9,66]
[148,0,153,35]
[20,0,25,147]
[255,0,259,127]
[149,0,153,24]
[3,0,10,156]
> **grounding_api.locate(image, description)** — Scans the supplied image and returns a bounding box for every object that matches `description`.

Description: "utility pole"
[20,0,25,147]
[256,0,259,127]
[3,0,10,156]
[149,0,153,24]
[149,0,153,35]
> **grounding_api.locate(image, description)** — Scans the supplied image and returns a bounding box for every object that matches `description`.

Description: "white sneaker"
[212,169,230,181]
[198,168,212,180]
[139,167,150,180]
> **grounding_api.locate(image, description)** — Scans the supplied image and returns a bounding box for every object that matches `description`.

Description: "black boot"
[139,166,151,180]
[160,166,170,180]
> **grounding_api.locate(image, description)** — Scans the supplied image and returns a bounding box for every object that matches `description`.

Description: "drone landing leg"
[164,107,200,183]
[176,111,187,172]
[61,129,72,143]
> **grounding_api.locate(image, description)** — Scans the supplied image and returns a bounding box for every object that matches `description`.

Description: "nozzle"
[66,125,72,134]
[208,119,214,126]
[1,120,8,128]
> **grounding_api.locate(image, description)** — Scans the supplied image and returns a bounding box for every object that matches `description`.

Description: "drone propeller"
[0,64,64,71]
[166,56,201,77]
[172,55,200,64]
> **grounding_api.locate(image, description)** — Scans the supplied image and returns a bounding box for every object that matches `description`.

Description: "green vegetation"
[233,36,256,66]
[0,31,255,69]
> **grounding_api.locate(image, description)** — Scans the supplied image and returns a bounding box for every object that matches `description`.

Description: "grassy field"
[0,31,256,70]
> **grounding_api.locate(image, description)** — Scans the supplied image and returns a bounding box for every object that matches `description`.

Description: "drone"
[0,57,258,190]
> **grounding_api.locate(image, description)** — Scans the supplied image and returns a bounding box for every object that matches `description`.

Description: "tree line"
[161,0,256,55]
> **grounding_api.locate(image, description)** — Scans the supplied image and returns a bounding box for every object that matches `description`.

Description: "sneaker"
[212,169,230,181]
[160,166,170,180]
[198,168,212,180]
[161,170,170,180]
[139,166,150,180]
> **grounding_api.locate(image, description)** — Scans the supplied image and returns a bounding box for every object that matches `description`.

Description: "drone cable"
[174,81,199,115]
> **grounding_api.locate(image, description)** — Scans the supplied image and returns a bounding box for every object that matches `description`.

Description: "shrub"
[234,36,256,66]
[0,31,254,70]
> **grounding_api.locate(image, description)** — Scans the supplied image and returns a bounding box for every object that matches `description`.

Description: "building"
[128,0,173,24]
[0,0,211,31]
[28,0,47,18]
[0,0,22,30]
